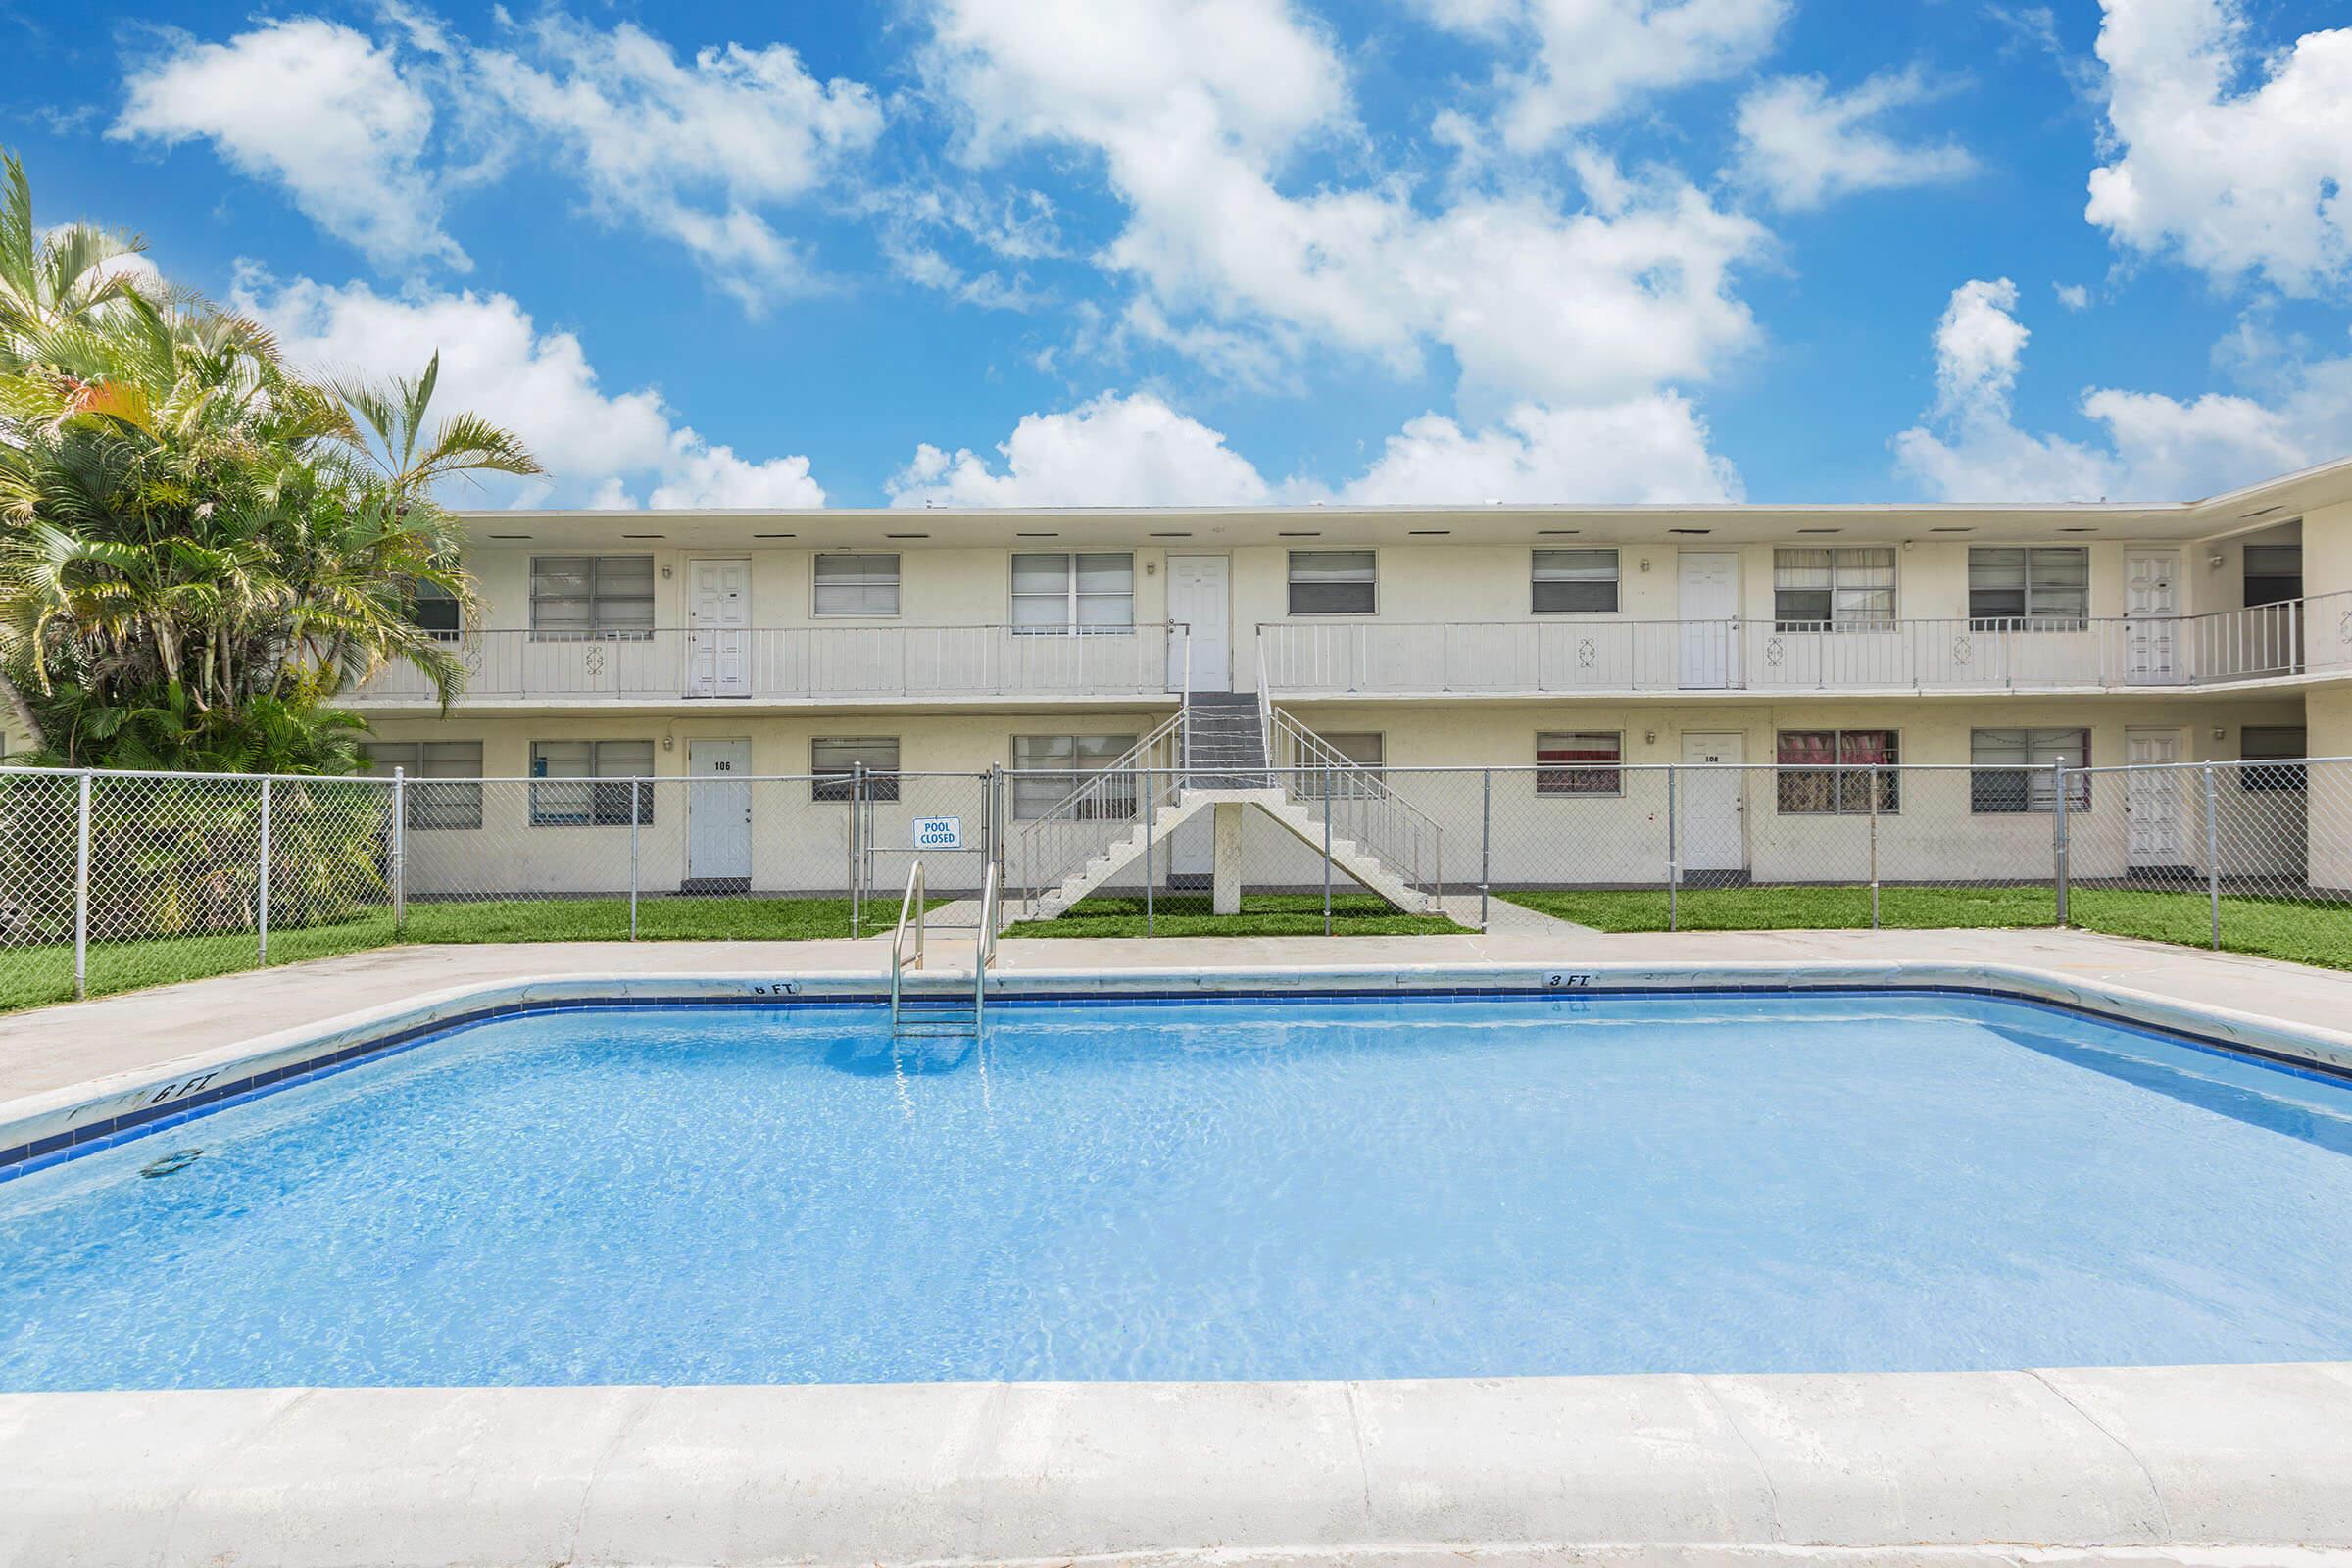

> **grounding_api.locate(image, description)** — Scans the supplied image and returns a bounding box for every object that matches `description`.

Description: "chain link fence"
[7,757,2352,1011]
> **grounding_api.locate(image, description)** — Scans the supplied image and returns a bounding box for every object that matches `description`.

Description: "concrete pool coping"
[7,934,2352,1565]
[5,1363,2352,1566]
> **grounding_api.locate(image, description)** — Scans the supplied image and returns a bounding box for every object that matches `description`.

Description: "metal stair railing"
[1268,707,1445,900]
[1009,708,1187,909]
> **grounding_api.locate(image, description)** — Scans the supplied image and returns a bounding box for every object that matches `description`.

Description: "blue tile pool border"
[6,976,2349,1180]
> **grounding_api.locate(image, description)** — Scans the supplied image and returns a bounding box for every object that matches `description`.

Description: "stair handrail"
[888,859,926,1032]
[975,860,1001,1032]
[1269,707,1445,898]
[1254,637,1274,789]
[1008,709,1187,906]
[1180,632,1195,777]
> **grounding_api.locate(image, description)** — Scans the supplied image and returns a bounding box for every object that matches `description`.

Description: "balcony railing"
[351,623,1188,704]
[1257,594,2352,696]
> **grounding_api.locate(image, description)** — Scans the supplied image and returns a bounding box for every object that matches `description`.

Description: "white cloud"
[886,389,1741,507]
[923,0,1768,408]
[234,270,824,508]
[2054,282,2091,310]
[1731,69,1977,211]
[1893,277,2347,501]
[2085,0,2352,294]
[886,392,1272,507]
[113,19,466,271]
[1928,277,2034,419]
[1418,0,1789,148]
[112,10,883,309]
[1337,397,1742,504]
[473,16,883,309]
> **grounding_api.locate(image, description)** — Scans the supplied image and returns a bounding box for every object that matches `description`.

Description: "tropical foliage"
[0,150,541,772]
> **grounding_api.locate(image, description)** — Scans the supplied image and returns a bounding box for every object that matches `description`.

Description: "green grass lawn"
[1004,892,1469,939]
[1499,884,2352,971]
[0,896,888,1015]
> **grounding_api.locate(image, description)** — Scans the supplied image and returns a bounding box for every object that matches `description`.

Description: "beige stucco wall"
[362,692,2316,903]
[462,545,1175,631]
[366,709,1164,900]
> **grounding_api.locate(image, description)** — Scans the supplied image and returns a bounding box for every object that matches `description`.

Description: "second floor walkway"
[1255,594,2352,697]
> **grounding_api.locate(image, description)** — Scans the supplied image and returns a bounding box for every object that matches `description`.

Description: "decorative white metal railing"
[1256,594,2348,696]
[351,622,1189,704]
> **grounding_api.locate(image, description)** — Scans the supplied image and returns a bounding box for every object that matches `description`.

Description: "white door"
[687,738,753,883]
[2124,550,2181,685]
[1166,554,1231,692]
[2125,728,2187,870]
[1679,732,1746,873]
[1678,553,1740,689]
[688,559,751,698]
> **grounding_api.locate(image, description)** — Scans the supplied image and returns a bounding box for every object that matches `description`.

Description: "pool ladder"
[888,860,1000,1040]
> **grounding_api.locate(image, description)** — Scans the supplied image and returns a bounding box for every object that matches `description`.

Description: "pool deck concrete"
[5,1361,2352,1568]
[5,924,2352,1105]
[7,932,2352,1567]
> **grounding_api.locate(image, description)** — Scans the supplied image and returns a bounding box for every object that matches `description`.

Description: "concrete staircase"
[1009,691,1445,923]
[1181,690,1270,786]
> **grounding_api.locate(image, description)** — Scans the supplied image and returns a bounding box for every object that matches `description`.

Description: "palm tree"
[0,151,543,769]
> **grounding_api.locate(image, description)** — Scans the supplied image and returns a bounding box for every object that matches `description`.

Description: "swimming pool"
[3,988,2350,1390]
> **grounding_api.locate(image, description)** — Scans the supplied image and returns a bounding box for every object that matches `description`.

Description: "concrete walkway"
[6,925,2352,1107]
[4,1361,2350,1567]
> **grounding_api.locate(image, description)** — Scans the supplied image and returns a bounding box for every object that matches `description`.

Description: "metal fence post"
[1143,765,1156,938]
[257,775,272,966]
[2052,760,2070,926]
[1868,764,1881,930]
[74,770,91,1000]
[989,765,1006,889]
[1479,767,1493,933]
[629,778,642,940]
[390,767,408,936]
[1322,764,1335,937]
[1666,764,1680,933]
[849,760,864,937]
[2203,761,2222,950]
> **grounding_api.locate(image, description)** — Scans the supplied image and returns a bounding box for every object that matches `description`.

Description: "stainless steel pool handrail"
[888,860,926,1031]
[975,861,1001,1032]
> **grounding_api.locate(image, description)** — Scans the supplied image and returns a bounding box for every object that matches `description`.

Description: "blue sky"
[4,0,2350,509]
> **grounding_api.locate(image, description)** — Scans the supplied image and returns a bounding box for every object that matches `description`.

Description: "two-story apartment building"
[319,457,2352,905]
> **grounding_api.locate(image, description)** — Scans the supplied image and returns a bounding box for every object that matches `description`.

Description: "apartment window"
[1774,548,1895,629]
[408,581,462,641]
[1288,550,1376,615]
[529,740,655,826]
[813,554,901,617]
[2244,544,2304,608]
[1532,549,1619,613]
[1969,548,2088,626]
[530,557,654,638]
[2242,725,2307,792]
[359,740,483,830]
[1011,733,1138,818]
[1012,553,1135,632]
[1971,728,2090,812]
[1776,730,1898,814]
[1537,732,1623,796]
[812,736,899,802]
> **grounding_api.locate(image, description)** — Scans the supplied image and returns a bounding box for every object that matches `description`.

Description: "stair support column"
[1212,801,1247,915]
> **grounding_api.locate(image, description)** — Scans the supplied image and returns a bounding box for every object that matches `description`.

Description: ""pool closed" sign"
[912,816,963,850]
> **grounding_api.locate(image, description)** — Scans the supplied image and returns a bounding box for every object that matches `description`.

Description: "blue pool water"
[4,991,2352,1390]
